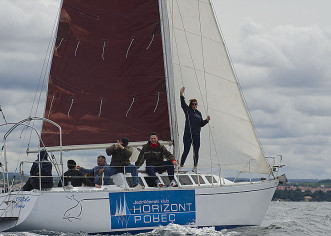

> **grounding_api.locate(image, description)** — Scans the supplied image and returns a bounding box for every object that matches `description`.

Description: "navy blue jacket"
[30,152,53,189]
[180,96,209,135]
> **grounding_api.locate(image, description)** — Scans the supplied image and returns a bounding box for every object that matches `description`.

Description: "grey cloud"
[236,20,331,91]
[227,19,331,178]
[0,0,59,89]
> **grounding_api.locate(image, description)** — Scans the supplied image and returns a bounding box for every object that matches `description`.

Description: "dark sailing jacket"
[135,142,175,168]
[58,169,94,187]
[30,152,53,189]
[106,144,132,167]
[180,95,209,135]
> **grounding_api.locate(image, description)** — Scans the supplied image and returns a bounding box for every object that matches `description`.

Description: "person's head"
[189,99,198,110]
[97,155,106,166]
[121,137,129,147]
[67,160,76,169]
[149,132,158,145]
[39,150,48,160]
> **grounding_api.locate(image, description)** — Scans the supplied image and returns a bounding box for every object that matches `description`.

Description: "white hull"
[0,176,277,233]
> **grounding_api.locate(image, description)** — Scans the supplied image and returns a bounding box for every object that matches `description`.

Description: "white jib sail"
[163,0,270,174]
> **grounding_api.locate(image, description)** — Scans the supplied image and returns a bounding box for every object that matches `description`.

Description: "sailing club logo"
[114,196,130,227]
[109,190,196,229]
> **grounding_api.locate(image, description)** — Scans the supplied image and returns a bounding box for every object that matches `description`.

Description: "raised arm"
[78,167,94,174]
[105,144,116,156]
[180,87,189,113]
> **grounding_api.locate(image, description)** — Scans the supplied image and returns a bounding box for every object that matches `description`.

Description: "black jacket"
[30,159,53,189]
[58,169,94,187]
[180,96,208,135]
[135,142,175,168]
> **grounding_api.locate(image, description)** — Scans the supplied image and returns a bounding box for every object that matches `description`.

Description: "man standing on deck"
[135,132,178,187]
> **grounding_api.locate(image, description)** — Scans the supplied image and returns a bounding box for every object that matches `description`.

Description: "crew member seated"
[22,150,53,191]
[135,132,178,187]
[58,160,101,188]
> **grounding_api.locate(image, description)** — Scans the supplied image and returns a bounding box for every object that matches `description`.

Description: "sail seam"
[170,26,224,45]
[172,63,236,84]
[208,107,251,122]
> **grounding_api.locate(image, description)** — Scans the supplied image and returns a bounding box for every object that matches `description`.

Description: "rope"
[74,41,80,56]
[197,0,215,175]
[56,37,64,50]
[98,98,104,117]
[67,98,74,117]
[153,92,160,112]
[126,37,135,58]
[0,107,7,123]
[101,41,107,60]
[26,0,62,149]
[172,0,224,173]
[126,97,135,117]
[47,95,55,118]
[146,34,155,50]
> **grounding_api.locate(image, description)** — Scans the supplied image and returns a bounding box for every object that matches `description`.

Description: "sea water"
[0,202,330,236]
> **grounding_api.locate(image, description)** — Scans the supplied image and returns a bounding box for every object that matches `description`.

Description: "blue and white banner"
[109,190,196,229]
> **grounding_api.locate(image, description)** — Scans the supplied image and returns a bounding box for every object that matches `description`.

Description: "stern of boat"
[0,191,40,231]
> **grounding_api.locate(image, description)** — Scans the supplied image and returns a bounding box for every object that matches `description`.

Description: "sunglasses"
[191,103,198,105]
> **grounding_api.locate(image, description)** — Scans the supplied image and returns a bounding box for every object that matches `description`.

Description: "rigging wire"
[197,0,215,176]
[5,1,64,195]
[173,0,222,172]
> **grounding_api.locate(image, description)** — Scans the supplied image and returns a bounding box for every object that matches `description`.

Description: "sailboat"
[0,0,284,233]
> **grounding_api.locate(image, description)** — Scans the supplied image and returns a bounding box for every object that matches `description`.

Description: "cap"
[121,137,129,147]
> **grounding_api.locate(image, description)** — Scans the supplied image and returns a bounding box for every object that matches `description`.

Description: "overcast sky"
[0,0,331,179]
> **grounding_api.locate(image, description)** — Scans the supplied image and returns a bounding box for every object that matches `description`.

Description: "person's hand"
[172,160,178,166]
[95,184,101,188]
[117,140,124,149]
[77,166,82,170]
[99,168,104,174]
[207,115,211,121]
[180,87,185,96]
[116,140,124,149]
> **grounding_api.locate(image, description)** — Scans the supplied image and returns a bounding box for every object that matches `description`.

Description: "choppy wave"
[1,202,330,236]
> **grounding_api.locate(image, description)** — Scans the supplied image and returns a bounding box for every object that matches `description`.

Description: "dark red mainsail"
[42,0,170,147]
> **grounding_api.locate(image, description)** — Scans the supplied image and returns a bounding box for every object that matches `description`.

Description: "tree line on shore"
[273,179,331,202]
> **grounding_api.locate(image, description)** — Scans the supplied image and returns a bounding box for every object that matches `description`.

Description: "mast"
[159,0,180,159]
